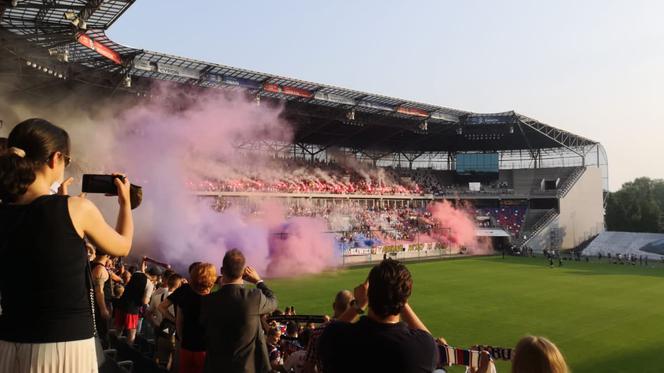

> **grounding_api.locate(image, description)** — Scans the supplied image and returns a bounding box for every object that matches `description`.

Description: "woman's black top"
[167,284,206,351]
[91,261,113,304]
[0,195,93,343]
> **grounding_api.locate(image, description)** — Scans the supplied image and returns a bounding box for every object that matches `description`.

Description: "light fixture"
[71,18,87,30]
[25,60,31,66]
[456,126,463,135]
[64,11,87,30]
[123,75,132,88]
[509,125,514,134]
[346,109,355,121]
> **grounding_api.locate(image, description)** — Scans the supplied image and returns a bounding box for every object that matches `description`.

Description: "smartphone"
[82,174,124,195]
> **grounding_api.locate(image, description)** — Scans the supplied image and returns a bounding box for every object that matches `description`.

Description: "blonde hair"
[190,262,217,294]
[512,336,569,373]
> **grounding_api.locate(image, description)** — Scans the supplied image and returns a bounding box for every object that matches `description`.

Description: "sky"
[107,0,664,191]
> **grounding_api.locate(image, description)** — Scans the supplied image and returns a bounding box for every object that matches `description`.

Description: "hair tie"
[8,147,26,158]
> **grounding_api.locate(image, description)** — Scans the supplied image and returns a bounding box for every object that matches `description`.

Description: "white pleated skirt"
[0,337,98,373]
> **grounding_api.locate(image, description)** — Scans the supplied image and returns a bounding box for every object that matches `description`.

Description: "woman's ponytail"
[0,118,70,203]
[0,149,38,202]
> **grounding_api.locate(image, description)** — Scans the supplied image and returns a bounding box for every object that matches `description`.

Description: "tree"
[605,177,664,233]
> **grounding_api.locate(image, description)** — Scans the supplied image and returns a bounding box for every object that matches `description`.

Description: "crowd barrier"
[342,246,465,266]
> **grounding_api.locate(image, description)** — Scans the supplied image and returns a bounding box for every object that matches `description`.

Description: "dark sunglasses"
[47,152,72,168]
[63,154,72,167]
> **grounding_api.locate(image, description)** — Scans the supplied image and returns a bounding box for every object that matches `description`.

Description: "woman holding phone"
[0,118,134,372]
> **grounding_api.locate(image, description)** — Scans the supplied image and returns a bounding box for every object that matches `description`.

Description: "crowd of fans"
[217,198,526,248]
[289,202,436,243]
[0,118,570,373]
[186,158,518,197]
[188,159,424,196]
[475,207,527,236]
[80,250,570,373]
[214,198,438,247]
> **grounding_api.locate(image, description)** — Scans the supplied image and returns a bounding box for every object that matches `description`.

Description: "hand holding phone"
[82,174,139,209]
[82,174,125,195]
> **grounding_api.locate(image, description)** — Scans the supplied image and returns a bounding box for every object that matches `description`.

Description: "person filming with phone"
[318,258,438,373]
[0,118,134,372]
[201,248,278,373]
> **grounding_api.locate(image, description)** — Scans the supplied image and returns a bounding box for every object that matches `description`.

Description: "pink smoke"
[428,200,493,255]
[76,84,338,276]
[267,217,337,277]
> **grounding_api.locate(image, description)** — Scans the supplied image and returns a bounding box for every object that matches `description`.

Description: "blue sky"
[108,0,664,191]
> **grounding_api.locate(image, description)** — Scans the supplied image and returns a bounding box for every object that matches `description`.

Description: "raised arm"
[142,275,154,305]
[400,303,430,334]
[256,281,278,315]
[337,280,368,323]
[243,266,278,315]
[69,176,133,257]
[108,270,123,283]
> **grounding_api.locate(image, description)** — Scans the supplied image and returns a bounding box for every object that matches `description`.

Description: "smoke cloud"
[428,200,493,255]
[96,86,342,276]
[1,84,340,277]
[1,82,492,277]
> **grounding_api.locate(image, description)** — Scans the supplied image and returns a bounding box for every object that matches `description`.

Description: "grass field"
[268,256,664,373]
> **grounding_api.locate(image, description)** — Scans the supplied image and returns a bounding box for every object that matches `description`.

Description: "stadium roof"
[0,0,599,154]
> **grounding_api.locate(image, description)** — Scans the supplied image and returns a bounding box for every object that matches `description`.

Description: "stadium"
[1,1,662,373]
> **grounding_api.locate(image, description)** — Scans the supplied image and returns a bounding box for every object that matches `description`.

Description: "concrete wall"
[342,248,454,266]
[558,167,605,249]
[523,215,560,253]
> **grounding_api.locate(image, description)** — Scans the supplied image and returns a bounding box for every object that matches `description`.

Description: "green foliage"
[269,257,664,373]
[605,177,664,232]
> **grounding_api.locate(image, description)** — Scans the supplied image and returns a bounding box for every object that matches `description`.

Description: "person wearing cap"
[115,259,158,344]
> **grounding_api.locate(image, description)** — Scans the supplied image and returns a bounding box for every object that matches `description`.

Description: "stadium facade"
[0,0,608,252]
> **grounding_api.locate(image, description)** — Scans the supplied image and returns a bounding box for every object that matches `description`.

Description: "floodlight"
[63,11,77,21]
[346,109,355,121]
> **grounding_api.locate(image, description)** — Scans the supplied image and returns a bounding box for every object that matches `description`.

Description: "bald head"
[333,289,354,318]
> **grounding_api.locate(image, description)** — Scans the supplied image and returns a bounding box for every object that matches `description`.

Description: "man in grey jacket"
[201,249,278,373]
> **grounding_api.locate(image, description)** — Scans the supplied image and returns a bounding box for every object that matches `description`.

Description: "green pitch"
[268,256,664,373]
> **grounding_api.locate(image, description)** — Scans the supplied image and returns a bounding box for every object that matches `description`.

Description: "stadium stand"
[0,1,608,255]
[476,206,526,237]
[0,2,605,372]
[522,209,554,235]
[584,232,664,259]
